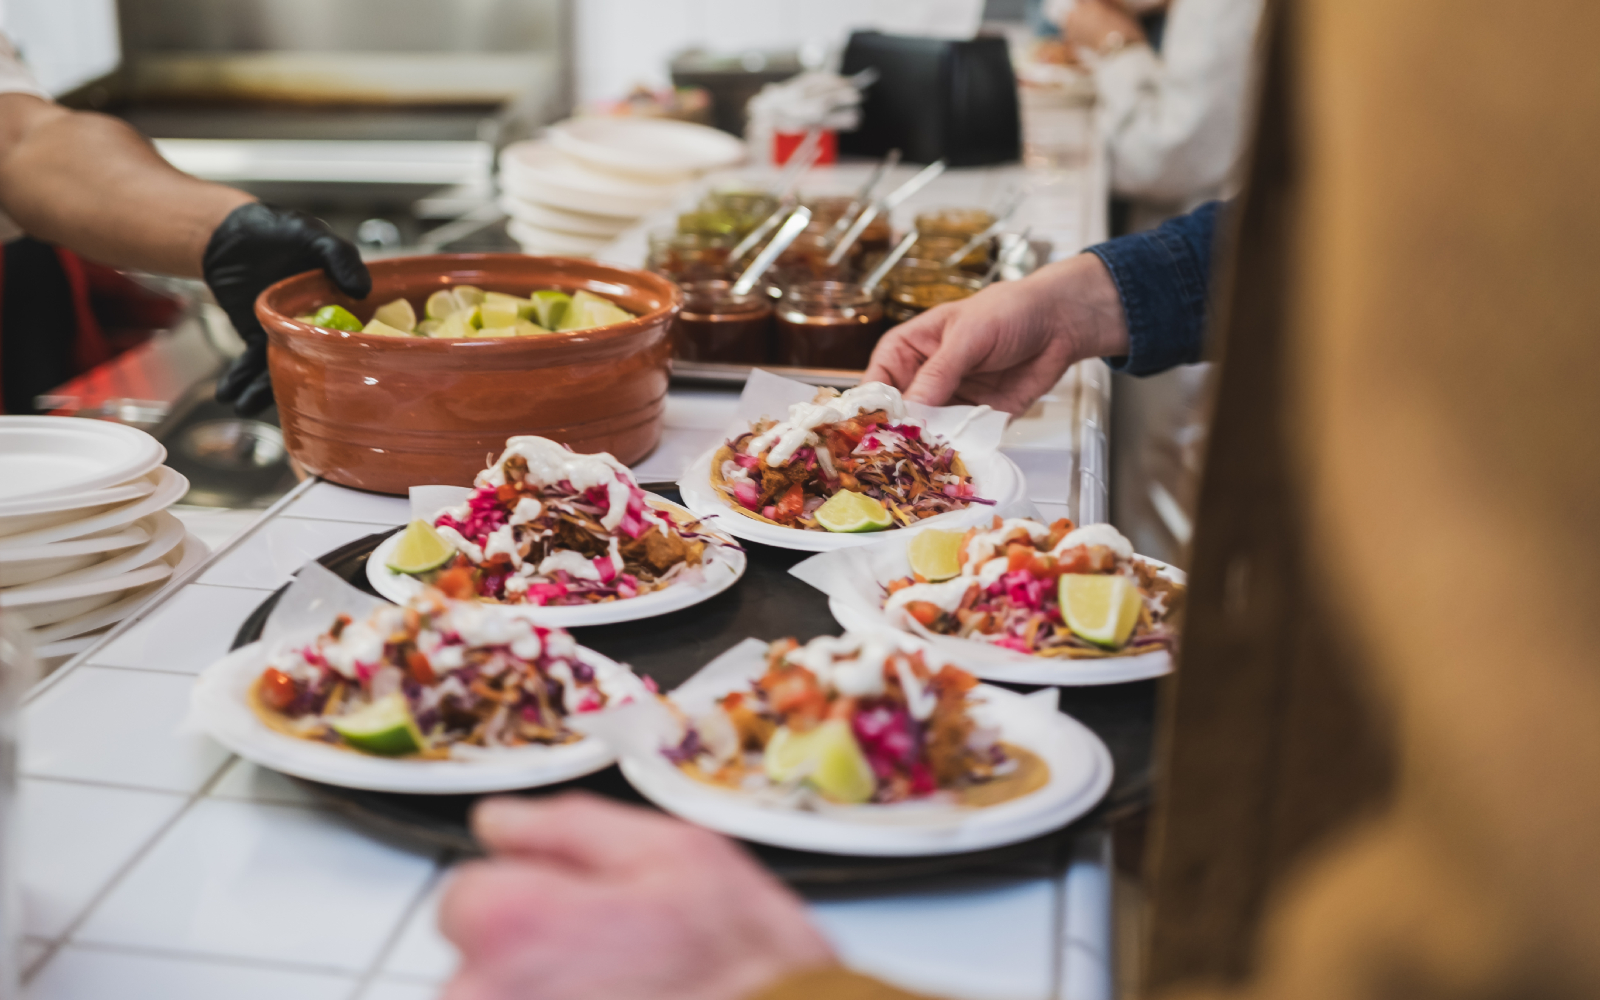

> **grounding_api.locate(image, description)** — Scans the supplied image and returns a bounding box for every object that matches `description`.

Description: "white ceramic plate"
[676,444,1027,553]
[0,416,165,503]
[25,531,208,645]
[0,472,158,540]
[0,466,187,550]
[497,194,636,238]
[505,219,614,257]
[365,496,747,627]
[191,642,646,794]
[615,680,1113,856]
[795,541,1184,686]
[498,141,684,219]
[547,117,745,179]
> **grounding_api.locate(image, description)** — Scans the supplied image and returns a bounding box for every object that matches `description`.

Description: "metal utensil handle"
[826,202,880,266]
[861,229,921,295]
[774,129,827,202]
[732,206,813,296]
[827,158,946,267]
[982,225,1033,286]
[941,191,1026,267]
[826,149,902,242]
[729,197,794,263]
[882,159,947,210]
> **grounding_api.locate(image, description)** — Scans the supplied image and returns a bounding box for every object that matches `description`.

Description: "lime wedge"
[386,519,456,574]
[311,304,362,331]
[763,720,875,804]
[513,318,550,336]
[432,312,474,339]
[425,289,461,320]
[907,529,964,581]
[559,290,634,331]
[815,490,893,533]
[415,318,441,337]
[331,692,425,756]
[362,318,410,337]
[529,290,571,329]
[373,298,417,333]
[1059,573,1143,648]
[453,284,486,306]
[480,292,523,328]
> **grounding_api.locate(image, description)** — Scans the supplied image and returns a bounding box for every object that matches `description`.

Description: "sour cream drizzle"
[745,382,913,467]
[478,436,636,531]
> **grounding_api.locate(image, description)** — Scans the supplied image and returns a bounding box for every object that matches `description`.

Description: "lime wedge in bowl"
[529,290,571,329]
[385,519,455,575]
[815,490,893,533]
[763,720,875,804]
[331,692,425,756]
[1059,573,1142,648]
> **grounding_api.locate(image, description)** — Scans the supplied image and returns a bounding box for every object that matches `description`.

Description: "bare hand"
[1064,0,1147,52]
[864,254,1128,414]
[439,793,834,1000]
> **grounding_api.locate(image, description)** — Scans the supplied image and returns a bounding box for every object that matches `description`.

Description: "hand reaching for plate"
[439,793,834,1000]
[863,253,1129,416]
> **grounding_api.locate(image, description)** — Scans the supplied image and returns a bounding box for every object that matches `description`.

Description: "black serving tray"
[231,492,1157,886]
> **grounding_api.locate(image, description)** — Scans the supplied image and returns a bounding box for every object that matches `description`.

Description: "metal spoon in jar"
[731,206,814,296]
[942,189,1027,268]
[826,158,947,267]
[727,195,797,263]
[823,148,902,245]
[981,225,1034,286]
[860,229,921,296]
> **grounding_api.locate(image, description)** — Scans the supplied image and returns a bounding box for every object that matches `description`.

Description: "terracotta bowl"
[256,254,681,496]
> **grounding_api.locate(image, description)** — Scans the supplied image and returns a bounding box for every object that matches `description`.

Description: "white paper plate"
[497,195,636,238]
[505,219,614,257]
[0,466,188,550]
[365,496,747,627]
[0,416,165,503]
[601,639,1113,856]
[2,511,184,594]
[677,444,1025,552]
[791,541,1183,686]
[191,641,645,794]
[499,141,684,219]
[0,521,150,587]
[547,117,745,179]
[26,532,209,645]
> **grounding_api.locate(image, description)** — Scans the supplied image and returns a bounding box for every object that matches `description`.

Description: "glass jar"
[915,206,994,239]
[910,233,988,274]
[672,279,773,363]
[774,280,885,370]
[770,232,856,289]
[647,231,734,283]
[885,260,983,327]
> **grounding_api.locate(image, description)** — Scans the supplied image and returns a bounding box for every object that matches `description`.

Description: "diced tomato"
[836,419,867,445]
[957,583,981,612]
[905,601,943,627]
[774,483,805,522]
[495,484,520,505]
[885,577,914,595]
[991,515,1004,530]
[912,572,928,584]
[260,668,296,711]
[435,566,476,600]
[1046,517,1075,550]
[1006,543,1034,572]
[767,669,828,725]
[1029,554,1066,580]
[405,648,436,685]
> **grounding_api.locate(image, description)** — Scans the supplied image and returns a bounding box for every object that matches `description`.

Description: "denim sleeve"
[1085,200,1222,376]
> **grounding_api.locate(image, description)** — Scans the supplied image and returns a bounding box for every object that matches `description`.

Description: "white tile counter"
[18,367,1113,1000]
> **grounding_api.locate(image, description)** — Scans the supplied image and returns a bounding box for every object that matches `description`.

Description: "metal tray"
[670,360,864,389]
[230,495,1157,885]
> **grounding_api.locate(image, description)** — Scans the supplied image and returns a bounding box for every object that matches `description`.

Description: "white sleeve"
[0,33,49,100]
[1090,0,1265,203]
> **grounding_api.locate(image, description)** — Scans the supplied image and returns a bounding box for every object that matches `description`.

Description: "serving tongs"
[860,229,921,296]
[823,148,903,245]
[942,189,1027,268]
[730,206,813,296]
[727,130,828,263]
[826,159,948,267]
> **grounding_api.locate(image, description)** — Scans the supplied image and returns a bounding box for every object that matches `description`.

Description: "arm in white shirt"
[1091,0,1265,203]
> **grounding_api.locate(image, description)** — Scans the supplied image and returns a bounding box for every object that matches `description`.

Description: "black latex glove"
[206,202,371,416]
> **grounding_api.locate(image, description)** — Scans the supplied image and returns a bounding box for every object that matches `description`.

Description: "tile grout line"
[20,753,239,987]
[19,774,194,796]
[35,938,367,982]
[346,852,455,1000]
[72,662,206,679]
[22,477,317,707]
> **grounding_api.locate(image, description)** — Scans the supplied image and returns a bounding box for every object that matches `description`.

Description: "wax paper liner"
[571,635,1116,855]
[788,533,1181,686]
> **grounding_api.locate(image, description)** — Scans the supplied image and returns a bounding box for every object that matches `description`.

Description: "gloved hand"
[206,202,371,416]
